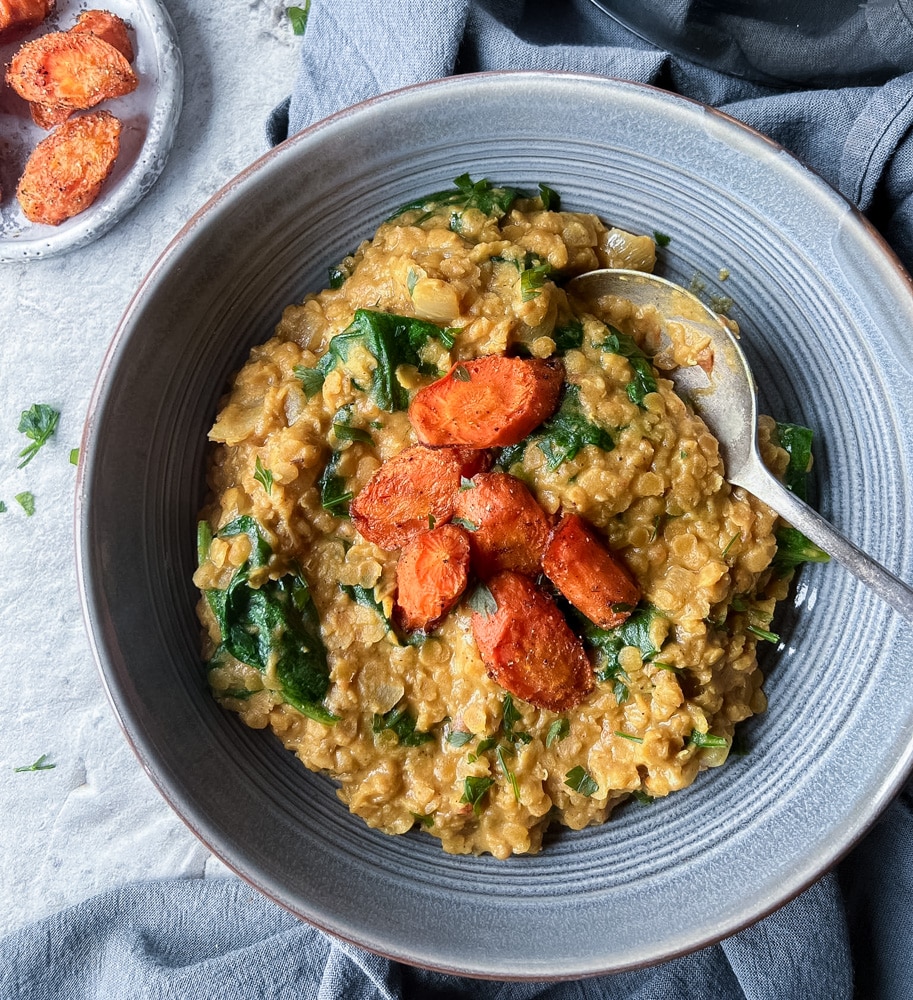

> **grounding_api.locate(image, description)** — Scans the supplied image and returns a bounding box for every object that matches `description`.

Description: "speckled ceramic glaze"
[0,0,182,261]
[76,73,913,978]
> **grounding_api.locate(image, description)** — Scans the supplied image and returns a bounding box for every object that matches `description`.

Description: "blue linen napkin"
[6,2,913,997]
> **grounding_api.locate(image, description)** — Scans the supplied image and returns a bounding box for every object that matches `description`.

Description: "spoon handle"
[735,466,913,625]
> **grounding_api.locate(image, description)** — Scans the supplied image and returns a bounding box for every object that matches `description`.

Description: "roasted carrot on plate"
[0,0,53,36]
[542,513,640,630]
[394,523,471,633]
[7,29,137,109]
[351,445,478,551]
[453,471,551,578]
[409,355,563,448]
[471,570,593,712]
[16,110,121,226]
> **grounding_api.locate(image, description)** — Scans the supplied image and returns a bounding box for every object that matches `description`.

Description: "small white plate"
[0,0,182,261]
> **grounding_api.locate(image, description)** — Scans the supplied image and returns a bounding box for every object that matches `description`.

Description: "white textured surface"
[0,0,297,935]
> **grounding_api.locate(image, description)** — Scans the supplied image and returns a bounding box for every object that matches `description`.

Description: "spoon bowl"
[568,267,913,625]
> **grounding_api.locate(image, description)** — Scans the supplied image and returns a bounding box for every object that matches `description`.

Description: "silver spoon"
[567,267,913,625]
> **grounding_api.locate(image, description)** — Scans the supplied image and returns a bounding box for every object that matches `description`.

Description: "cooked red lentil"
[193,178,799,857]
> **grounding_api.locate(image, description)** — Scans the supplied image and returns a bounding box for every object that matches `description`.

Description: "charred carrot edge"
[72,9,134,62]
[454,471,551,578]
[409,355,564,449]
[16,110,121,226]
[394,523,471,633]
[542,513,641,631]
[7,31,137,109]
[351,445,467,551]
[471,570,593,712]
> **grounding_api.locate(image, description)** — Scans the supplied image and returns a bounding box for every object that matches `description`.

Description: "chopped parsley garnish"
[564,766,598,797]
[746,624,780,644]
[519,255,555,302]
[412,812,435,828]
[15,491,35,516]
[446,729,474,748]
[406,268,420,295]
[69,447,79,466]
[689,730,728,749]
[17,403,60,468]
[372,704,434,747]
[206,517,337,724]
[460,775,495,815]
[545,718,570,748]
[14,754,55,773]
[286,1,310,35]
[632,790,655,804]
[197,520,213,565]
[614,731,643,743]
[0,501,6,513]
[653,230,671,247]
[293,364,327,400]
[496,744,521,801]
[254,456,274,494]
[535,383,614,470]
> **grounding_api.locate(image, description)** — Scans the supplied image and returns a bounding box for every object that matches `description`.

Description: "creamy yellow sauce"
[193,183,792,857]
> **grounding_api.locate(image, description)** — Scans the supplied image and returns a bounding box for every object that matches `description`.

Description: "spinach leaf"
[775,422,813,500]
[771,525,830,575]
[552,319,584,354]
[388,173,521,223]
[601,326,658,408]
[206,520,336,724]
[372,704,434,746]
[318,451,353,516]
[573,605,663,704]
[770,423,830,574]
[519,255,555,301]
[538,182,560,210]
[536,384,614,470]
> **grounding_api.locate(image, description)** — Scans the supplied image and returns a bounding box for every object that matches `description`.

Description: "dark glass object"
[588,0,913,87]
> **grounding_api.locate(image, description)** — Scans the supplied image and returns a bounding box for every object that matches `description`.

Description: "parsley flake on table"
[15,491,35,516]
[14,754,55,773]
[286,0,310,35]
[16,403,60,468]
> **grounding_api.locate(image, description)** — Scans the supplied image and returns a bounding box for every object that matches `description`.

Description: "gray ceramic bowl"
[77,72,913,978]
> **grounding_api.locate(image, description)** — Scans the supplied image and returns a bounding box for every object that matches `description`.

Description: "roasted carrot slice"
[0,0,53,36]
[454,472,550,578]
[409,355,563,448]
[471,571,593,711]
[17,110,121,226]
[7,31,137,109]
[394,524,471,632]
[542,513,641,630]
[30,100,72,130]
[72,9,134,61]
[351,445,467,550]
